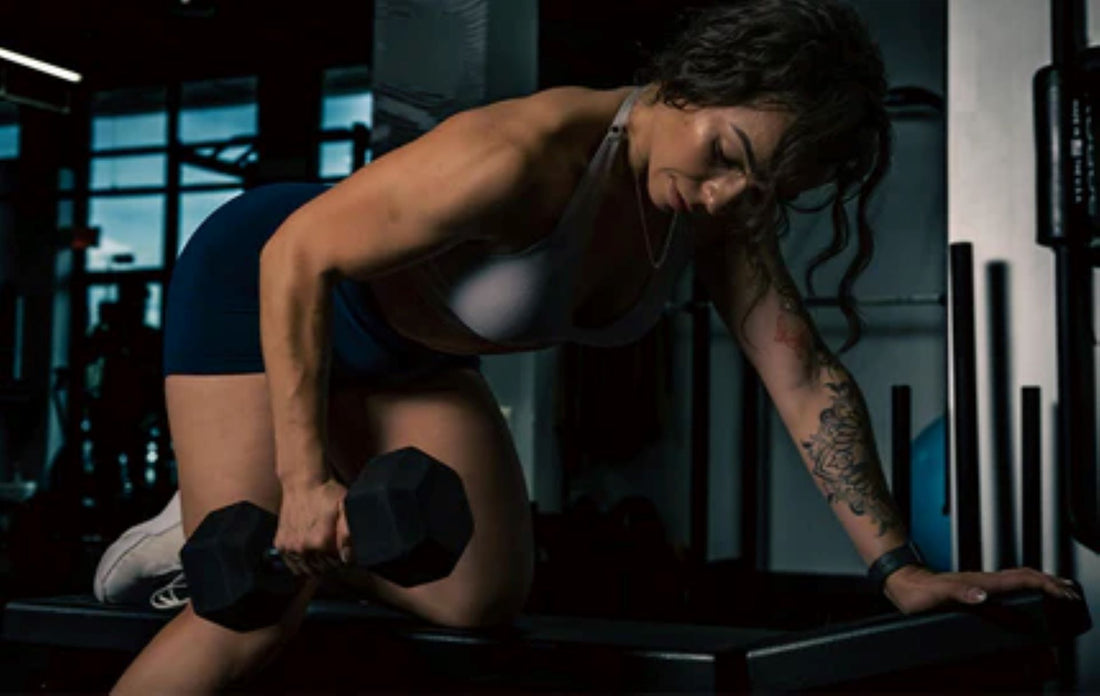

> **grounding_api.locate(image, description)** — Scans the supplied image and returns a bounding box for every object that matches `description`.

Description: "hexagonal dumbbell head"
[180,501,300,632]
[344,447,474,587]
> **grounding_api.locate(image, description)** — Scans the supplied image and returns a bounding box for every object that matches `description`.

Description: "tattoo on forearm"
[773,279,840,380]
[801,381,903,537]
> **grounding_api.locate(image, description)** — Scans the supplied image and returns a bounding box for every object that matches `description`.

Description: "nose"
[700,175,749,217]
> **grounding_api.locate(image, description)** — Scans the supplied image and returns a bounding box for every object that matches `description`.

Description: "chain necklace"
[631,164,675,270]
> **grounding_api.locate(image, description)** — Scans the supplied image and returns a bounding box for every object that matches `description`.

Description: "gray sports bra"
[418,87,693,348]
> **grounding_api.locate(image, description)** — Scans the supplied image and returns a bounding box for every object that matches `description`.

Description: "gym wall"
[948,0,1100,687]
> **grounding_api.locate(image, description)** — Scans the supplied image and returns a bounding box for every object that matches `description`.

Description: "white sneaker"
[150,572,189,610]
[93,491,185,607]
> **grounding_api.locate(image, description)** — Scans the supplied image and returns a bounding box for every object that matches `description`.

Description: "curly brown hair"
[638,0,892,351]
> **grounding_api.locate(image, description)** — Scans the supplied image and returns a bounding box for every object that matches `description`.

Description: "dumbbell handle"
[262,547,291,573]
[260,547,345,572]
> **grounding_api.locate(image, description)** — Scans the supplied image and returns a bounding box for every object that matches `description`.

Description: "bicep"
[696,234,837,396]
[268,110,534,280]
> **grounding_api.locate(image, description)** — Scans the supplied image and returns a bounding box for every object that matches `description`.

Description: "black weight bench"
[2,590,1091,692]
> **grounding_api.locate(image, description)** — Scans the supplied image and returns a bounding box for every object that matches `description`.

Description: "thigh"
[119,375,314,688]
[325,368,534,628]
[167,373,283,535]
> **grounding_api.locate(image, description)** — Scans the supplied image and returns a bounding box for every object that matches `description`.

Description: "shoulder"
[457,86,633,162]
[398,86,629,220]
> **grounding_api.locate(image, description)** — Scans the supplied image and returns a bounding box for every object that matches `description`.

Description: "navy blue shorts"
[163,182,480,383]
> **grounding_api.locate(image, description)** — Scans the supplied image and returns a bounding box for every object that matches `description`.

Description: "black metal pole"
[1045,9,1087,688]
[950,242,982,571]
[1052,0,1087,68]
[739,355,769,572]
[1036,0,1100,553]
[164,83,181,277]
[987,262,1016,569]
[64,88,91,490]
[690,273,710,566]
[1052,246,1099,551]
[890,385,911,533]
[1021,386,1042,569]
[351,123,370,170]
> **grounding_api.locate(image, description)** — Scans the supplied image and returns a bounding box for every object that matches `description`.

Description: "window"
[84,78,256,334]
[0,101,19,193]
[87,86,169,273]
[174,76,255,252]
[179,77,258,144]
[0,124,18,161]
[319,65,372,180]
[178,190,238,256]
[87,195,166,270]
[92,112,167,151]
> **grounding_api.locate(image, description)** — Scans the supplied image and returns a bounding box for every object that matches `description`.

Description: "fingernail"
[1060,578,1076,586]
[969,589,988,603]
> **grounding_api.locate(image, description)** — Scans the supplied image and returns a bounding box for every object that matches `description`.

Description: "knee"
[181,604,296,676]
[433,573,532,629]
[112,604,304,696]
[435,592,524,629]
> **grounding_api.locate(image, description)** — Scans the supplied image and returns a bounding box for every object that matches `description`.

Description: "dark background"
[0,0,692,89]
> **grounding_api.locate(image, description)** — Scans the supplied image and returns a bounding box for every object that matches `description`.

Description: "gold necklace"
[632,166,675,269]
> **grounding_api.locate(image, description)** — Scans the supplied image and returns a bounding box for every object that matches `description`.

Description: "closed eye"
[713,140,744,172]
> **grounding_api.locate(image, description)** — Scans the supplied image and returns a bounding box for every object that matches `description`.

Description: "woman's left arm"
[694,232,1081,614]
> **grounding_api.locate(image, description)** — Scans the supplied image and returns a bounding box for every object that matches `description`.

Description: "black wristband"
[867,541,926,591]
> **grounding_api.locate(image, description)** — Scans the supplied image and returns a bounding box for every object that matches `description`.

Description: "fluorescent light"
[0,47,81,83]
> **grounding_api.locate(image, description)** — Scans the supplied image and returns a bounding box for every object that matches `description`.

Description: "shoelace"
[150,572,190,610]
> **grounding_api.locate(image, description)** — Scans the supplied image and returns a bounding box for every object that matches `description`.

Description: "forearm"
[259,229,334,487]
[785,365,908,566]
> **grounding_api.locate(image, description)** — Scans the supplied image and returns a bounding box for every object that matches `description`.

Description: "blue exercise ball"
[909,416,952,572]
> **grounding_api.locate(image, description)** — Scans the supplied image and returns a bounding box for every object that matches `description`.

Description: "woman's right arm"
[257,109,537,568]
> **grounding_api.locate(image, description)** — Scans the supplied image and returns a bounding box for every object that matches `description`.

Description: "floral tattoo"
[801,381,903,537]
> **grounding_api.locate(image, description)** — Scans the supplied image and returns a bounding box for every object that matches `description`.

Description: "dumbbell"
[180,447,474,632]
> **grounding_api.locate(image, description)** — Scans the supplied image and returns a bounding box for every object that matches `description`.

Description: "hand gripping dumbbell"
[180,447,474,632]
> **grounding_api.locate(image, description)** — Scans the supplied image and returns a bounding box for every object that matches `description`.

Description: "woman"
[113,1,1079,692]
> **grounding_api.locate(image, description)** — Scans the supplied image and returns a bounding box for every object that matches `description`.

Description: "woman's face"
[641,97,794,220]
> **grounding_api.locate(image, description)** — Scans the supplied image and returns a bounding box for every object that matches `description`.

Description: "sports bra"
[417,87,693,348]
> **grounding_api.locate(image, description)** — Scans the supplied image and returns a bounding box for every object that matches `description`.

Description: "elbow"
[765,362,849,424]
[260,222,332,290]
[794,363,849,400]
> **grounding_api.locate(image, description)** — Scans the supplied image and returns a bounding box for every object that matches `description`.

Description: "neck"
[623,83,659,181]
[618,84,672,229]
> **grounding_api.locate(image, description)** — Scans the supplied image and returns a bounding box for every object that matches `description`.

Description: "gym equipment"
[1,587,1090,692]
[909,416,951,572]
[949,242,982,571]
[181,447,473,631]
[1034,0,1100,553]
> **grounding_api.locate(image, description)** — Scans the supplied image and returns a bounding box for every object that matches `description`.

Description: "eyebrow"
[728,123,760,175]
